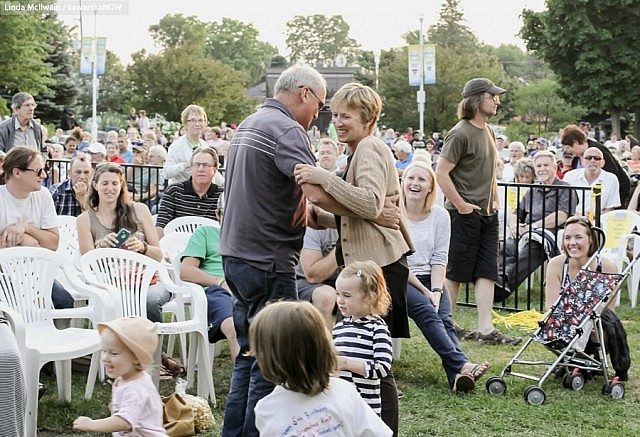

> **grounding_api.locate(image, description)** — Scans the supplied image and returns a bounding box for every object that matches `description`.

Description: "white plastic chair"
[163,216,219,235]
[171,253,224,364]
[0,247,105,437]
[159,232,193,360]
[80,248,216,403]
[599,210,640,307]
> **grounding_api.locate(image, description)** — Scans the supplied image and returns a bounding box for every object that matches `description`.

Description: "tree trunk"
[610,109,621,137]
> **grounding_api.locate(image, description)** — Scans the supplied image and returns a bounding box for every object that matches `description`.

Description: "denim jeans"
[146,283,171,323]
[407,275,468,388]
[221,256,298,437]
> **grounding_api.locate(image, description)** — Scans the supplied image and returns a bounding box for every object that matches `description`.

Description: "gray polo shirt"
[518,178,577,230]
[219,98,316,273]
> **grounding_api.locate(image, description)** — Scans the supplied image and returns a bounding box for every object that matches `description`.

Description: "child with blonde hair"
[73,317,166,435]
[332,260,392,416]
[252,301,391,436]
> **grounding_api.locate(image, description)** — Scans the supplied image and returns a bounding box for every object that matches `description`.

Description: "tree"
[128,45,258,124]
[510,78,585,136]
[206,18,278,87]
[378,0,507,133]
[489,44,550,83]
[0,2,56,106]
[285,15,360,66]
[149,14,208,49]
[34,16,80,125]
[520,0,640,136]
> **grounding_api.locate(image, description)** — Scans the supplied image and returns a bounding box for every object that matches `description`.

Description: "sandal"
[453,373,475,393]
[454,324,476,341]
[161,353,186,377]
[475,329,522,346]
[462,362,491,381]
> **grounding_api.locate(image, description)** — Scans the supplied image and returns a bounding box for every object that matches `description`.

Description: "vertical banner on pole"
[408,45,421,86]
[96,37,107,75]
[80,37,93,75]
[424,44,436,84]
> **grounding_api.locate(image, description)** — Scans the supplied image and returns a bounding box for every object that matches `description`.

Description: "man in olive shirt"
[436,78,521,346]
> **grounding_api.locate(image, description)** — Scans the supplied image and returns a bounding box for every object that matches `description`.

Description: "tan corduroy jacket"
[321,136,414,267]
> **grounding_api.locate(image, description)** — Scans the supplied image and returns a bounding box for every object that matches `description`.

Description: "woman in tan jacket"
[295,82,413,436]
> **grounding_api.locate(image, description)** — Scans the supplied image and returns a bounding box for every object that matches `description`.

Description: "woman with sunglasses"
[76,163,168,322]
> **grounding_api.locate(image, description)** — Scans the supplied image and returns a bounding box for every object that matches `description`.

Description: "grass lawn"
[38,293,640,436]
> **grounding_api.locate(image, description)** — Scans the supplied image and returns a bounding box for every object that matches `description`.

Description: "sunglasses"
[22,167,48,177]
[584,156,602,161]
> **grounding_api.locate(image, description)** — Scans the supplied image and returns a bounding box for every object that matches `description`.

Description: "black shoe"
[493,279,512,302]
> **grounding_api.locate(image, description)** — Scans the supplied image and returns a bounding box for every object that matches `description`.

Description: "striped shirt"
[155,178,222,229]
[332,314,392,415]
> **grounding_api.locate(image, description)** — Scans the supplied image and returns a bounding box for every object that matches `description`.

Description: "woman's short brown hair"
[249,301,336,396]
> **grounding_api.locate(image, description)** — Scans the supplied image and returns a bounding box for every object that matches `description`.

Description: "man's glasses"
[299,86,324,111]
[192,162,214,168]
[22,167,47,177]
[187,118,206,125]
[584,156,602,161]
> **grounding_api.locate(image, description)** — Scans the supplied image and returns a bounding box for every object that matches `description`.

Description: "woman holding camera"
[77,162,168,322]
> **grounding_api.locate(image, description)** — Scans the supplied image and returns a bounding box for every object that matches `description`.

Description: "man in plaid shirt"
[50,154,93,216]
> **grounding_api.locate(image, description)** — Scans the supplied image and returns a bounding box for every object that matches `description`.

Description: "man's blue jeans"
[407,275,468,388]
[221,256,297,437]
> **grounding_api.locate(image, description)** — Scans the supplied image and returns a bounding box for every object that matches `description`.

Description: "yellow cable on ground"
[492,309,544,330]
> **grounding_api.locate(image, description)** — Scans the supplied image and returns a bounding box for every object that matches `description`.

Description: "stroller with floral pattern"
[486,231,637,405]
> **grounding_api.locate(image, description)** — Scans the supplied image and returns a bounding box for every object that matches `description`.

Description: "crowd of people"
[0,66,633,436]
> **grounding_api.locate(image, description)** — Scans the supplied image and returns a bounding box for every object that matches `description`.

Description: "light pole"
[417,14,425,135]
[373,49,381,89]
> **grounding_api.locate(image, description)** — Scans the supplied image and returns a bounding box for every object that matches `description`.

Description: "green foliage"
[379,0,507,133]
[510,78,586,136]
[285,15,360,66]
[0,1,56,97]
[74,51,133,125]
[34,16,80,125]
[206,18,278,87]
[37,302,640,436]
[149,14,208,49]
[489,44,551,83]
[520,0,640,134]
[128,45,258,125]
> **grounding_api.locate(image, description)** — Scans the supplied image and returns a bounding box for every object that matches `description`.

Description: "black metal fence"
[458,181,599,312]
[45,159,165,213]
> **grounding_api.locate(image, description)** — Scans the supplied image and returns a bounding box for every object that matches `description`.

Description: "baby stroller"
[486,228,637,405]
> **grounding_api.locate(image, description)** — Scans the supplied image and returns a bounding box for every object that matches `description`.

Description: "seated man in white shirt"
[0,146,73,309]
[501,141,526,182]
[562,146,620,215]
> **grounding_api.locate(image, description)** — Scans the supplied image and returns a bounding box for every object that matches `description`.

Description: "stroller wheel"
[569,373,586,391]
[486,377,507,395]
[562,373,572,389]
[524,386,546,405]
[606,382,625,399]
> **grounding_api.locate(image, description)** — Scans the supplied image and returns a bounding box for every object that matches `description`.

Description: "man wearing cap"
[561,124,630,207]
[436,78,521,346]
[0,92,44,153]
[496,135,510,162]
[86,142,106,163]
[50,154,93,216]
[562,146,620,215]
[530,137,548,156]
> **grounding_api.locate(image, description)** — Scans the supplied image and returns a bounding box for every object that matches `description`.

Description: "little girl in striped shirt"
[333,260,393,416]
